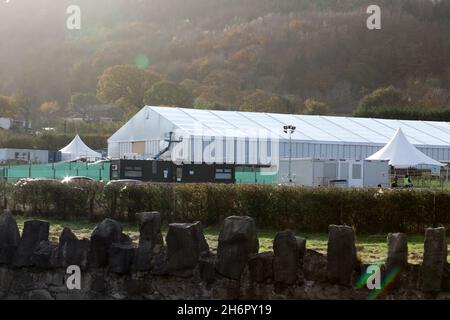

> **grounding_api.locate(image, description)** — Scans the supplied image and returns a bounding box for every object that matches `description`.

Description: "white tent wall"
[279,141,450,162]
[118,142,132,157]
[108,106,450,165]
[145,140,161,156]
[279,142,384,160]
[193,136,203,163]
[107,142,120,159]
[108,107,187,159]
[236,138,246,165]
[110,137,450,164]
[186,136,271,165]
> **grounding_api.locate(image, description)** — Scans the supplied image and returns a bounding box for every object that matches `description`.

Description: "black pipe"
[154,132,176,160]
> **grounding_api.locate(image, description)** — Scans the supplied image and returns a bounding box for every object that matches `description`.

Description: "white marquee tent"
[60,134,101,161]
[366,128,444,168]
[108,106,450,165]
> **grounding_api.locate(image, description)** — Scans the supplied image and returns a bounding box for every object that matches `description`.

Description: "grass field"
[14,216,450,265]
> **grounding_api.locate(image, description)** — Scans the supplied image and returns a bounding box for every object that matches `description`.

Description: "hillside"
[0,0,449,122]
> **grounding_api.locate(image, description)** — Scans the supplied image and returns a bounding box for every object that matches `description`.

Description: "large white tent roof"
[366,128,444,168]
[60,134,101,161]
[109,106,450,147]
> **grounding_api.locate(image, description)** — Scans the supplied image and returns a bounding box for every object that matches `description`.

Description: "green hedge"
[1,182,449,233]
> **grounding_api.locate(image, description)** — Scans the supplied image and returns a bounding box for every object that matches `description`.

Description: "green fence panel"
[235,170,278,184]
[0,162,110,183]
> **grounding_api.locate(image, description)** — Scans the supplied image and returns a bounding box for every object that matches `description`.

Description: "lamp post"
[283,124,296,183]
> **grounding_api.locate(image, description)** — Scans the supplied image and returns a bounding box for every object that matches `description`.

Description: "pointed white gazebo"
[366,128,444,168]
[59,134,102,161]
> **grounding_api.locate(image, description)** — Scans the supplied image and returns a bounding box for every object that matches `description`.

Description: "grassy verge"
[14,216,449,265]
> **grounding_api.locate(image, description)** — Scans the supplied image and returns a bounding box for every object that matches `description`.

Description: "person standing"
[391,176,398,188]
[403,175,413,188]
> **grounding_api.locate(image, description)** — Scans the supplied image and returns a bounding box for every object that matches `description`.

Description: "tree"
[201,70,241,107]
[303,99,330,115]
[97,65,162,113]
[240,90,271,112]
[0,95,15,117]
[143,81,193,107]
[70,93,99,119]
[419,87,449,109]
[358,86,406,111]
[266,95,293,114]
[240,90,292,113]
[180,79,201,96]
[12,92,33,128]
[193,96,221,110]
[40,101,61,118]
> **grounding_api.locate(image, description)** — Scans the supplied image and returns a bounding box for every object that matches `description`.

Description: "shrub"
[9,181,104,220]
[3,183,450,233]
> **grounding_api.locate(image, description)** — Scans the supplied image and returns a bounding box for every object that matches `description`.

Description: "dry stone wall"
[0,210,449,300]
